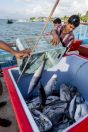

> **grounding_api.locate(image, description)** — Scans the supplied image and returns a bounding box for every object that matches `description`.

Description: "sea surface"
[0,19,88,67]
[0,19,88,43]
[0,19,52,43]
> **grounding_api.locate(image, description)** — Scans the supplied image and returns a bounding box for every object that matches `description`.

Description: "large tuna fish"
[36,82,47,111]
[74,103,88,121]
[45,96,59,105]
[28,55,47,95]
[31,109,52,132]
[75,95,85,104]
[69,95,76,119]
[74,96,88,121]
[44,74,57,97]
[38,83,46,107]
[43,100,67,125]
[69,86,77,98]
[27,95,59,110]
[27,97,40,109]
[60,84,71,102]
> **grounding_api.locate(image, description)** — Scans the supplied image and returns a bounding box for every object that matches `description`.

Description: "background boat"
[7,19,13,24]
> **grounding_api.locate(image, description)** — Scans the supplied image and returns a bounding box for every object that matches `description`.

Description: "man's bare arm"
[51,30,60,46]
[0,41,30,59]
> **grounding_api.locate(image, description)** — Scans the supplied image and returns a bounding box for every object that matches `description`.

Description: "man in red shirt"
[51,15,80,49]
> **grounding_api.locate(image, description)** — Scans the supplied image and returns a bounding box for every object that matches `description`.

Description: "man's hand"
[51,34,60,46]
[0,41,32,59]
[12,49,31,59]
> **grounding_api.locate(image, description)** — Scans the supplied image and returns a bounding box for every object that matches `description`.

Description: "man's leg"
[0,118,12,127]
[0,79,7,107]
[0,101,7,107]
[0,79,12,127]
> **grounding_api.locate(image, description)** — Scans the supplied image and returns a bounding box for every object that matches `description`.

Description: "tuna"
[60,84,71,102]
[27,96,59,110]
[69,95,76,119]
[31,109,52,132]
[36,82,47,111]
[44,74,57,97]
[43,100,67,125]
[38,83,46,107]
[27,97,40,110]
[75,95,85,104]
[28,55,47,95]
[74,103,88,121]
[69,86,77,98]
[46,96,59,105]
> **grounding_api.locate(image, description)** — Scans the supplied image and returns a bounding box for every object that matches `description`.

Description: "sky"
[0,0,88,19]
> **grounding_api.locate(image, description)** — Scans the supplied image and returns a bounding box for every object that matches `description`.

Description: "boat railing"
[75,23,88,42]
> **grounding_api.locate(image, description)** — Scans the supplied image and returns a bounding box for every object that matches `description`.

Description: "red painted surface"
[3,67,33,132]
[78,44,88,57]
[69,39,83,51]
[68,117,88,132]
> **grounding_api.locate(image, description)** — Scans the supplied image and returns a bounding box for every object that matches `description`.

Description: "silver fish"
[60,84,71,102]
[53,119,70,132]
[46,96,59,105]
[27,96,59,110]
[69,86,77,98]
[44,74,57,97]
[31,109,52,132]
[69,95,76,119]
[32,82,47,112]
[38,83,46,109]
[28,55,47,94]
[43,100,67,125]
[27,97,40,109]
[75,95,85,104]
[74,103,88,121]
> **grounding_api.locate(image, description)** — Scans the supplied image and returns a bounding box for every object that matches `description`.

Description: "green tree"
[85,11,88,16]
[30,17,35,21]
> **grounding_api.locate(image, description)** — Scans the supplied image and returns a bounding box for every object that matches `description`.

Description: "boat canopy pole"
[17,0,60,83]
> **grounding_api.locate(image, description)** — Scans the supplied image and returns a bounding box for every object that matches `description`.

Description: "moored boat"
[7,19,13,24]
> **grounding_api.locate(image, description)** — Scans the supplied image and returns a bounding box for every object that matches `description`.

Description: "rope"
[17,0,60,83]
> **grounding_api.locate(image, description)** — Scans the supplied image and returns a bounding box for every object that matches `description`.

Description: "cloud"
[0,0,88,18]
[19,0,88,17]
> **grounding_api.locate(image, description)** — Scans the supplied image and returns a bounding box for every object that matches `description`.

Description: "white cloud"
[19,0,88,17]
[0,0,88,18]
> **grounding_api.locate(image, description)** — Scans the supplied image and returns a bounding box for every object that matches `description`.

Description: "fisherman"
[51,15,80,49]
[53,17,61,28]
[46,17,61,36]
[0,40,30,127]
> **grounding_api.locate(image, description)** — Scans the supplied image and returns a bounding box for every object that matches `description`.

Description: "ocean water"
[0,19,88,68]
[0,19,52,43]
[0,19,88,44]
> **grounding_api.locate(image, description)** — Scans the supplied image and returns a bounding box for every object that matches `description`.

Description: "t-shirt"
[55,24,74,48]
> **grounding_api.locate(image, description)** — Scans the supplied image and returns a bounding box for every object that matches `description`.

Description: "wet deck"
[0,77,19,132]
